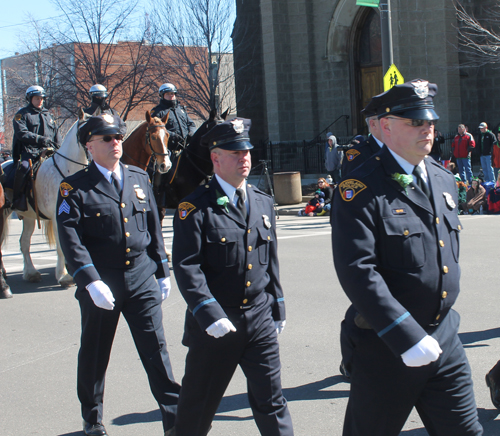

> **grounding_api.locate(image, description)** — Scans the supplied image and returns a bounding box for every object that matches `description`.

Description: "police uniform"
[172,118,294,436]
[331,80,482,436]
[56,115,180,435]
[150,99,196,148]
[341,135,382,177]
[12,104,61,164]
[82,102,119,117]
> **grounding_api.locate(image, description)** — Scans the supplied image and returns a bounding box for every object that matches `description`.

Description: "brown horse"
[121,111,172,173]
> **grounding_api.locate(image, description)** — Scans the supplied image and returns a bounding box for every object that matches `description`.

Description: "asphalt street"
[1,213,500,435]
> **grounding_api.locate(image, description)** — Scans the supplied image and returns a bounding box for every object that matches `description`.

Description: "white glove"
[158,277,171,300]
[401,335,442,367]
[205,318,237,338]
[275,320,286,334]
[86,280,115,310]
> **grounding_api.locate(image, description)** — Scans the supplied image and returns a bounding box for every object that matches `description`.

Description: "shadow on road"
[6,267,68,295]
[459,327,500,347]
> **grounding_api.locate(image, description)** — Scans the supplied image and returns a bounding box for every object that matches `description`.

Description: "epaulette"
[248,183,272,199]
[125,165,148,176]
[63,167,89,182]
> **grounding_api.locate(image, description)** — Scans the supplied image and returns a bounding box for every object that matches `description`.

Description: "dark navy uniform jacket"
[12,104,62,163]
[82,102,119,117]
[56,162,169,291]
[172,178,285,331]
[332,146,462,356]
[151,100,196,141]
[342,134,381,177]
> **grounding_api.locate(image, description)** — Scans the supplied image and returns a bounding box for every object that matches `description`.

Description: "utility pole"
[379,0,393,75]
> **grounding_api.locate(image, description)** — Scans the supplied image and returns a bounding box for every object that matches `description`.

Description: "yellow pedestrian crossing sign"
[383,64,404,91]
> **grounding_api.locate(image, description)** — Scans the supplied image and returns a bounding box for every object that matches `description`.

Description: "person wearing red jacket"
[451,124,475,184]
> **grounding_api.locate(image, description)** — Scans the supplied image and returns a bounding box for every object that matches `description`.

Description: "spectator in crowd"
[325,135,342,183]
[298,178,334,216]
[477,122,497,183]
[299,190,325,216]
[429,129,445,163]
[487,172,500,215]
[459,177,487,215]
[493,130,500,180]
[451,124,474,184]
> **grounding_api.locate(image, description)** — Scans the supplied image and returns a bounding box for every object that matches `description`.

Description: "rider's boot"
[12,166,29,212]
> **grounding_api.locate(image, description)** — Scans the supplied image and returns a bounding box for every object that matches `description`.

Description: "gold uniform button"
[221,237,226,242]
[242,298,248,304]
[443,266,449,273]
[125,232,131,237]
[126,248,131,253]
[247,229,251,234]
[436,217,440,224]
[125,261,130,266]
[439,240,444,247]
[121,203,126,208]
[248,264,253,270]
[267,236,271,240]
[124,218,128,223]
[143,208,146,212]
[248,246,252,252]
[375,156,381,160]
[458,225,462,230]
[436,314,441,321]
[96,212,101,217]
[246,281,251,287]
[403,230,409,236]
[442,291,448,299]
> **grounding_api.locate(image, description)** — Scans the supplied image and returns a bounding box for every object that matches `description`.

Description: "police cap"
[78,114,127,145]
[372,79,439,121]
[203,118,254,151]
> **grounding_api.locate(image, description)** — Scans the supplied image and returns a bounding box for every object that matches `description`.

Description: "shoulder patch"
[338,179,367,202]
[15,114,22,121]
[178,202,196,220]
[346,149,361,161]
[59,182,73,197]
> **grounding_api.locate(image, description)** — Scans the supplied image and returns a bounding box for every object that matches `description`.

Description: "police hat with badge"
[202,118,254,151]
[370,79,439,121]
[78,114,127,145]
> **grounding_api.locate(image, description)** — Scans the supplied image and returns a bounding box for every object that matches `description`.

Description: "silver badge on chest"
[443,192,456,210]
[262,214,271,229]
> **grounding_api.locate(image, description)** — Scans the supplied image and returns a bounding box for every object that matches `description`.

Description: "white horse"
[3,110,89,287]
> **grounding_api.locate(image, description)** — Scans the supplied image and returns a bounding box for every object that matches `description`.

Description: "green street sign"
[356,0,380,6]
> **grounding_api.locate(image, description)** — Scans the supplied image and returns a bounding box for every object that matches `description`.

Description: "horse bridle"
[122,124,171,169]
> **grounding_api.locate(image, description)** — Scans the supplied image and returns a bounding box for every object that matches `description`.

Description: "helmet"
[159,83,177,98]
[25,85,46,103]
[89,84,108,99]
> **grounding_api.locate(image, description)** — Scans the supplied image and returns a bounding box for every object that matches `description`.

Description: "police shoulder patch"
[59,182,73,197]
[346,149,361,161]
[178,202,196,220]
[338,179,367,202]
[15,114,22,121]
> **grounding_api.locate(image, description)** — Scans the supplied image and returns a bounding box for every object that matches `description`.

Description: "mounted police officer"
[172,118,294,436]
[12,85,61,211]
[150,83,196,150]
[82,84,119,117]
[56,113,180,436]
[331,80,482,436]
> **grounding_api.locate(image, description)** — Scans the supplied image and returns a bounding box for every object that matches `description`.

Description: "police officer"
[341,102,384,178]
[331,80,483,436]
[82,84,119,116]
[56,114,180,436]
[150,83,196,150]
[12,85,61,211]
[172,118,294,436]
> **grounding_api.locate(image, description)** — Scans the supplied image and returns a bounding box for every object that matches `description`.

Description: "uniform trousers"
[343,309,482,436]
[77,271,180,430]
[175,292,294,436]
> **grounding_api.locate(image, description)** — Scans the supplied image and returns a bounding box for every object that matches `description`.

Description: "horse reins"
[122,124,171,169]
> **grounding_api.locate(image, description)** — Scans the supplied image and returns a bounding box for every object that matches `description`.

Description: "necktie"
[412,165,431,199]
[111,172,122,197]
[235,188,247,220]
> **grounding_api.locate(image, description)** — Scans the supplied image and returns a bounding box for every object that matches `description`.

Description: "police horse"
[121,111,172,174]
[1,109,91,287]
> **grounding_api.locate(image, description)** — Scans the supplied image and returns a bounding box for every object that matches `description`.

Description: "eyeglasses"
[386,117,438,127]
[318,181,324,184]
[89,134,124,143]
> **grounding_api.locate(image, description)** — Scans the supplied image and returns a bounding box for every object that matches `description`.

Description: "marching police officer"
[331,80,483,436]
[172,118,294,436]
[82,84,119,116]
[341,103,384,178]
[150,83,196,150]
[12,85,61,211]
[56,114,180,436]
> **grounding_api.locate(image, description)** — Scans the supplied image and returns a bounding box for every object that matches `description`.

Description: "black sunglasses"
[101,134,124,142]
[386,117,437,127]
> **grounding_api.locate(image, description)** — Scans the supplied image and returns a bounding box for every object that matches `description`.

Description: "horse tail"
[44,220,56,248]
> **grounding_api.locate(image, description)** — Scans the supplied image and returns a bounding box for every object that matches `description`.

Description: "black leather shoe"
[485,371,500,410]
[83,421,108,436]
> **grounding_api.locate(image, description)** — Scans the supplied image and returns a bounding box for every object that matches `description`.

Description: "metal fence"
[250,131,482,176]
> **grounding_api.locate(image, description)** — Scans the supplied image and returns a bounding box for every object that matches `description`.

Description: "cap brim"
[382,108,439,120]
[210,141,254,151]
